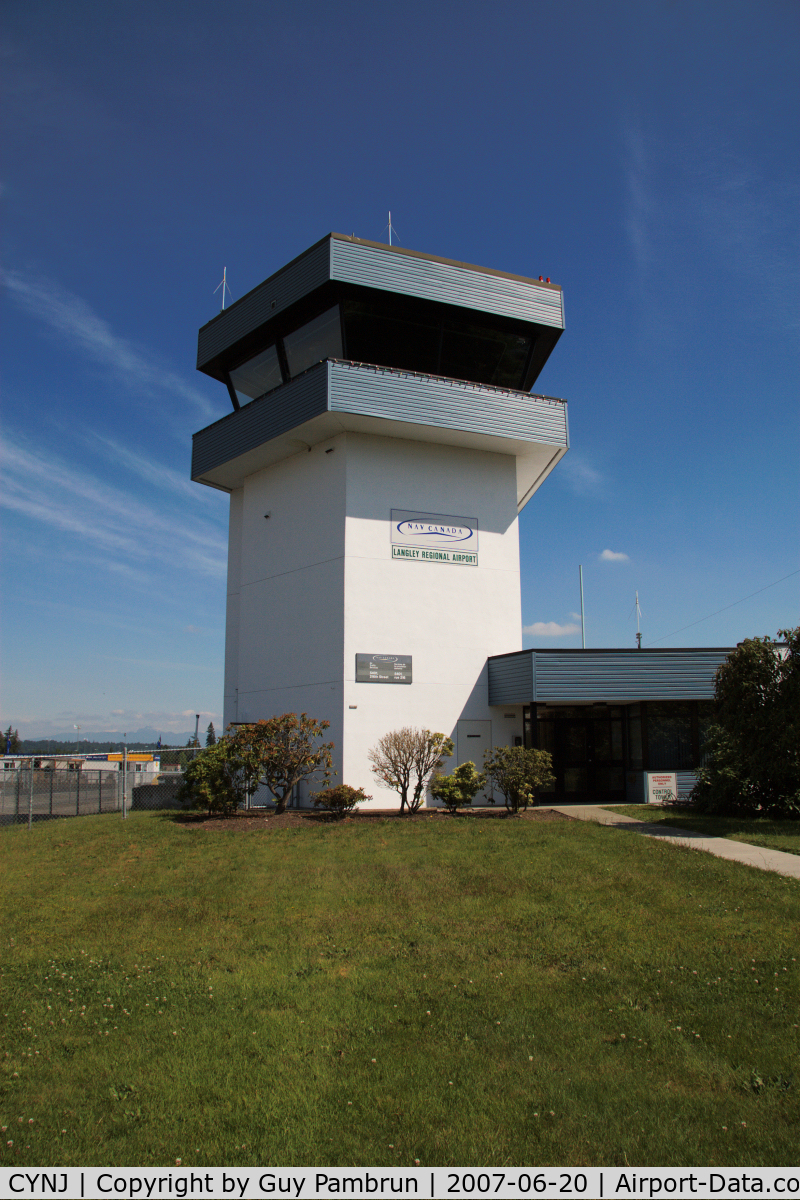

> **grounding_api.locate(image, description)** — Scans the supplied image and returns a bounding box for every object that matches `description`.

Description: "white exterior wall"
[223,440,347,764]
[223,431,525,807]
[340,433,522,804]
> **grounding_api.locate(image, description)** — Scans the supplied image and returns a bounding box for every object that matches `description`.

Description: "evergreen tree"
[692,627,799,817]
[4,726,22,754]
[206,722,217,746]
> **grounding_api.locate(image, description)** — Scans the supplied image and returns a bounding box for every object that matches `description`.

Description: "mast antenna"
[382,211,401,246]
[633,591,644,649]
[214,267,232,311]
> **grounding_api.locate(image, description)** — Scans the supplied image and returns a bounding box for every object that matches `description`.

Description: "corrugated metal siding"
[197,239,331,368]
[532,650,729,701]
[191,367,329,478]
[488,655,534,705]
[331,239,564,329]
[329,362,568,446]
[192,360,568,481]
[487,649,730,702]
[675,771,697,800]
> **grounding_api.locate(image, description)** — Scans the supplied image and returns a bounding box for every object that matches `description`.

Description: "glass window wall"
[283,307,342,377]
[626,705,643,770]
[646,702,694,771]
[229,345,283,406]
[343,301,440,375]
[524,699,716,799]
[439,323,531,388]
[342,299,532,389]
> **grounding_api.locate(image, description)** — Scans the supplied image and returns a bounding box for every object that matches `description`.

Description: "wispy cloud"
[2,268,219,424]
[599,549,630,562]
[621,115,798,327]
[523,621,581,637]
[690,138,799,325]
[623,119,655,274]
[88,434,221,507]
[556,453,605,497]
[1,434,227,580]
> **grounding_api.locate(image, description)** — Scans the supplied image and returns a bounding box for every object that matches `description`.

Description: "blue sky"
[2,0,798,740]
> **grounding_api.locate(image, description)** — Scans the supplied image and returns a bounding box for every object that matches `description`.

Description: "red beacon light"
[538,276,543,281]
[546,277,550,283]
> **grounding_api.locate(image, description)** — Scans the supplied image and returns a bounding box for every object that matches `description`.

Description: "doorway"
[526,706,625,804]
[456,720,492,804]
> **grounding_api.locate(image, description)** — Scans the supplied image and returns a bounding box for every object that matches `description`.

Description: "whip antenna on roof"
[214,267,232,311]
[383,211,401,246]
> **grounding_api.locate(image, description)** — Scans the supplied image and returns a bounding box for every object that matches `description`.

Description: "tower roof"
[197,234,564,398]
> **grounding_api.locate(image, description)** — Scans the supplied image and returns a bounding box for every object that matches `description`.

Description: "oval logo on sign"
[396,521,473,543]
[372,656,397,662]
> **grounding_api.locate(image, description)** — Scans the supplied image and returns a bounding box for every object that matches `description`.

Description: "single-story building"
[488,647,729,805]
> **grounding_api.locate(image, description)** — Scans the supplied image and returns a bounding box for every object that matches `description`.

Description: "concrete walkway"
[548,804,800,881]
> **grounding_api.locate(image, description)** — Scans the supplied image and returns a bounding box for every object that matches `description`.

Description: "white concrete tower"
[192,235,568,806]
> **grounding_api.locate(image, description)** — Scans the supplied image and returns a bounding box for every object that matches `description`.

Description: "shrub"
[368,728,453,813]
[310,784,371,817]
[230,713,335,814]
[429,761,486,813]
[483,745,555,813]
[177,740,247,815]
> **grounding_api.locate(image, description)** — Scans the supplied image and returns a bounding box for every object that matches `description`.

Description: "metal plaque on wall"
[355,654,412,684]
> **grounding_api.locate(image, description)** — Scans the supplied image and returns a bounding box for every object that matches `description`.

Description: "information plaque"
[355,654,412,684]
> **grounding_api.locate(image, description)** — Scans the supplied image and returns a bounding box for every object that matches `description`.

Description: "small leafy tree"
[368,727,454,813]
[483,745,555,813]
[311,783,370,818]
[178,740,247,815]
[229,713,334,814]
[429,761,486,813]
[692,626,799,818]
[206,722,217,746]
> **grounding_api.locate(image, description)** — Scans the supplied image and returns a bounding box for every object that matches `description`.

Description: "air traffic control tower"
[193,234,568,805]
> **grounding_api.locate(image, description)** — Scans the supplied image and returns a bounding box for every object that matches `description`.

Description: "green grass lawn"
[604,806,800,856]
[1,810,798,1169]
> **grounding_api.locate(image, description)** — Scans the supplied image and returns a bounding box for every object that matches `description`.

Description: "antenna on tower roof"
[214,267,232,311]
[382,211,401,247]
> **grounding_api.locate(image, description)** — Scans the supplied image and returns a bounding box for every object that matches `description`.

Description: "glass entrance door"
[529,706,625,804]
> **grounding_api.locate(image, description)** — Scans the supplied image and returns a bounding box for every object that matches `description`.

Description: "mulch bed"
[174,807,576,833]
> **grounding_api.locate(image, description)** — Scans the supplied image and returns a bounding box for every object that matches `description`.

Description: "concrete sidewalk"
[548,804,800,881]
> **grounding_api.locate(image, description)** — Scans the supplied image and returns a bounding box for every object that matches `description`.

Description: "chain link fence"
[0,747,208,826]
[0,747,302,825]
[0,768,121,826]
[130,776,189,812]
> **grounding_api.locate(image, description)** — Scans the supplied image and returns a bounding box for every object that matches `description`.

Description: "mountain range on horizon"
[17,728,201,748]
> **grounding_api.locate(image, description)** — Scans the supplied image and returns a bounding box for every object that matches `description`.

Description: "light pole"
[74,724,81,754]
[122,732,127,820]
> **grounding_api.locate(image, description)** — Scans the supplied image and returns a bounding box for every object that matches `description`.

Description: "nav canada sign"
[391,510,478,566]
